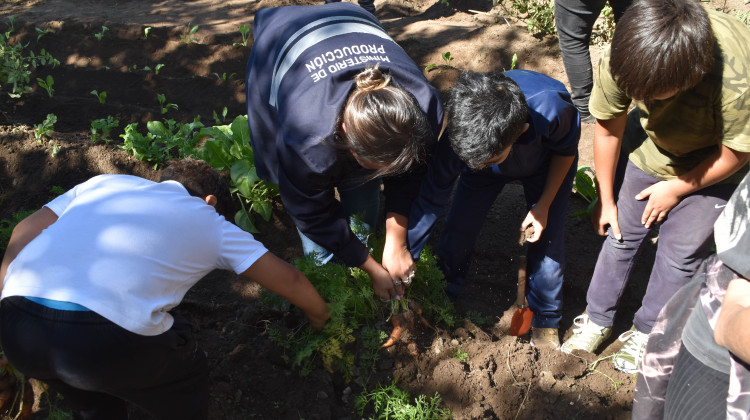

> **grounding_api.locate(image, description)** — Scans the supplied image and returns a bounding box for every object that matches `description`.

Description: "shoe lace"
[565,314,606,349]
[617,329,648,359]
[571,314,601,335]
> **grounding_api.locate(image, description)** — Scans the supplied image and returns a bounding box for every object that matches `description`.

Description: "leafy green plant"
[510,0,556,37]
[156,93,178,115]
[36,74,54,97]
[0,17,61,98]
[35,27,51,41]
[153,63,164,75]
[233,24,251,47]
[262,238,454,383]
[90,89,107,104]
[453,346,469,364]
[119,117,204,169]
[34,113,56,142]
[180,22,199,44]
[196,115,280,233]
[355,379,452,419]
[571,165,598,218]
[425,51,455,74]
[90,115,120,144]
[144,26,152,39]
[93,25,108,41]
[212,106,228,125]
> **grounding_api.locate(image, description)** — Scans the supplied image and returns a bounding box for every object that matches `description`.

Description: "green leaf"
[234,208,258,233]
[146,120,168,137]
[230,161,259,197]
[252,199,273,221]
[229,115,250,146]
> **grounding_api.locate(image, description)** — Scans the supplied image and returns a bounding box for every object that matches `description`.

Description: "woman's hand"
[360,255,403,300]
[382,240,416,286]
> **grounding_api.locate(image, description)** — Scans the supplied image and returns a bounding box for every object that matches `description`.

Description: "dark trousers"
[0,296,208,420]
[437,157,577,328]
[585,158,736,333]
[664,344,730,420]
[554,0,632,114]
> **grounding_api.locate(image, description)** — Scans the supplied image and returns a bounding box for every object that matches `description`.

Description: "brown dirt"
[0,0,747,419]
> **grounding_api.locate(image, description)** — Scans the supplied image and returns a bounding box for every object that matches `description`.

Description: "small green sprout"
[425,51,456,74]
[34,113,57,142]
[180,22,199,44]
[90,90,107,104]
[233,24,251,47]
[156,93,178,115]
[36,74,54,97]
[94,25,108,41]
[35,27,51,41]
[144,26,152,39]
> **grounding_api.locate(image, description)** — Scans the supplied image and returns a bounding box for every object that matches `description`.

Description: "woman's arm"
[381,212,415,286]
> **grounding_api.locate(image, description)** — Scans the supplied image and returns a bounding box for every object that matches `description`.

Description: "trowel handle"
[515,255,527,308]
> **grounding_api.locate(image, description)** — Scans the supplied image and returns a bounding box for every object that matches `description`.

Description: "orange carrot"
[382,313,404,348]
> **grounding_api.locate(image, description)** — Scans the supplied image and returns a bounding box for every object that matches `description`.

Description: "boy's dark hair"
[336,65,432,179]
[610,0,714,101]
[159,159,233,220]
[447,71,528,170]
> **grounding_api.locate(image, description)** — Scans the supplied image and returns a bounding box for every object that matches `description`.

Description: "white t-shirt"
[2,174,268,336]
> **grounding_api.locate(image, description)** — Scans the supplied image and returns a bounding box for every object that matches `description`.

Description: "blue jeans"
[585,160,736,333]
[437,158,577,328]
[299,177,382,264]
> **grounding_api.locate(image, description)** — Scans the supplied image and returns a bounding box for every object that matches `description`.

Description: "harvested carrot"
[408,300,434,330]
[382,313,405,348]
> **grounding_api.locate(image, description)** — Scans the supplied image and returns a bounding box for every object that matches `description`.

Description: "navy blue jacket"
[245,3,444,267]
[408,69,580,255]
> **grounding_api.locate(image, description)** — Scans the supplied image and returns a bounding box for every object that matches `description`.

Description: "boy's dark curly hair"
[610,0,714,101]
[159,159,233,220]
[447,71,528,170]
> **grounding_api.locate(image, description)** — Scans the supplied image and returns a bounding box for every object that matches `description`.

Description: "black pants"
[0,297,208,420]
[664,344,730,420]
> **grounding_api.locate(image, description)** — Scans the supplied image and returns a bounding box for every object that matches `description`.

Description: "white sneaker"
[561,314,612,354]
[612,326,649,373]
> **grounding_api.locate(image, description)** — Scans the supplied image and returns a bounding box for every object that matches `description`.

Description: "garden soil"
[0,0,747,418]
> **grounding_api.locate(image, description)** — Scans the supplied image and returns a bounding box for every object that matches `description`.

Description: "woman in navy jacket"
[245,3,444,300]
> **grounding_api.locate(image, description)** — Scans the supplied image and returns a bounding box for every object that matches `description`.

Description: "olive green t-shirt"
[589,8,750,182]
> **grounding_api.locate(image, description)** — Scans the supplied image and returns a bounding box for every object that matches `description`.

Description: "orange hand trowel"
[510,228,534,336]
[509,255,532,335]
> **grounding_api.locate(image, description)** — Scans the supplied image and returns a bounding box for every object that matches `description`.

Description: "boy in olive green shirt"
[561,0,750,374]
